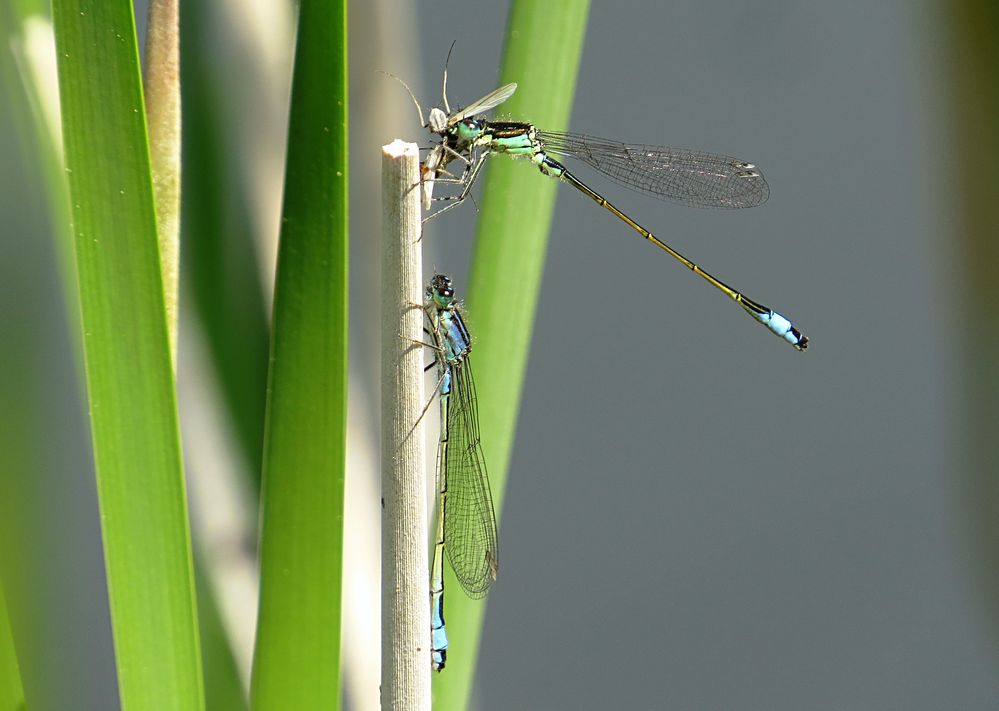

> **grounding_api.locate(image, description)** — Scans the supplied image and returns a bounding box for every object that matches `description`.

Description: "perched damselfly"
[424,274,498,672]
[418,77,808,351]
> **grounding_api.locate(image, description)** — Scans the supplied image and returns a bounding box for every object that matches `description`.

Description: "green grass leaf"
[52,1,203,707]
[433,1,591,708]
[249,0,348,707]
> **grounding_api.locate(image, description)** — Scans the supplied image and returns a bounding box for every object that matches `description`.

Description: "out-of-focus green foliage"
[52,0,203,707]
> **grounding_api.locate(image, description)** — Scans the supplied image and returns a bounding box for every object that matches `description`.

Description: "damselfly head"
[428,274,456,307]
[455,118,486,143]
[431,274,454,296]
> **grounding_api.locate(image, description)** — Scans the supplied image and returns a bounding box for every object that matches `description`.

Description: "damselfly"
[424,274,498,672]
[419,77,808,351]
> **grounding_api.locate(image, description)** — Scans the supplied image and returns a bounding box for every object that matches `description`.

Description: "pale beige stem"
[143,0,181,361]
[380,140,430,710]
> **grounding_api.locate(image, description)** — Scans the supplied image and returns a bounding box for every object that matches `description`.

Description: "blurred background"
[3,0,998,708]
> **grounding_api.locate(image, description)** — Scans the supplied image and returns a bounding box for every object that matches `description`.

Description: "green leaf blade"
[52,1,203,708]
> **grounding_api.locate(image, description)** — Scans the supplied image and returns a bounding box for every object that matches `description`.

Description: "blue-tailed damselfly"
[424,274,498,672]
[421,79,808,351]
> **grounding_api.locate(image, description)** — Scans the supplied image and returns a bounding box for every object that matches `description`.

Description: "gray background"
[3,0,997,708]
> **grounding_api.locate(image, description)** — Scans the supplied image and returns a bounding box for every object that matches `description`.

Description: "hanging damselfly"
[423,274,498,672]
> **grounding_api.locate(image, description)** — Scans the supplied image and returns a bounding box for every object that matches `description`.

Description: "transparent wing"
[536,130,770,209]
[449,83,518,125]
[442,359,498,598]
